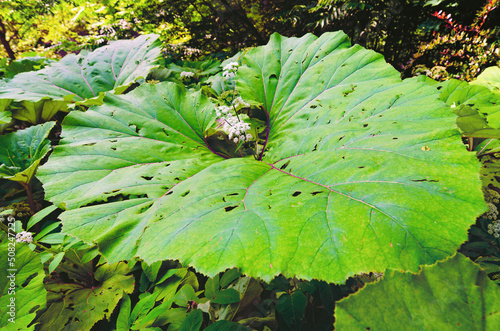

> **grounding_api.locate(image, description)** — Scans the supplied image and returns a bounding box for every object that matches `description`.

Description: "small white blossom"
[232,96,250,110]
[180,71,195,78]
[16,231,33,243]
[223,62,239,71]
[222,62,239,80]
[223,71,236,79]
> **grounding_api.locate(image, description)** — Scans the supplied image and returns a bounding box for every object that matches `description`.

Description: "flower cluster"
[180,71,195,79]
[222,62,239,79]
[16,231,33,243]
[488,221,500,238]
[215,105,252,143]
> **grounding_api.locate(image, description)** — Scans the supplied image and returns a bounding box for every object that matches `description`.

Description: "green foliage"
[0,34,162,125]
[0,232,47,330]
[407,0,500,81]
[473,65,500,93]
[0,24,499,329]
[0,121,55,184]
[37,32,486,285]
[0,56,53,80]
[335,254,500,330]
[38,254,135,331]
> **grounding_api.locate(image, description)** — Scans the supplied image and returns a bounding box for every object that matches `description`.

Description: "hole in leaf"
[225,206,238,212]
[311,105,317,109]
[181,190,190,197]
[111,147,116,151]
[363,124,368,128]
[311,191,323,196]
[29,305,40,314]
[312,144,317,152]
[292,191,302,197]
[138,204,152,214]
[110,139,117,143]
[83,142,96,146]
[22,273,37,287]
[227,193,239,196]
[166,191,173,196]
[393,137,398,140]
[280,161,290,170]
[268,205,271,209]
[141,176,153,181]
[410,179,439,182]
[358,166,365,169]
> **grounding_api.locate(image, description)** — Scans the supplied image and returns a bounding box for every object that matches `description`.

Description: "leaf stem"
[258,108,270,161]
[19,181,37,212]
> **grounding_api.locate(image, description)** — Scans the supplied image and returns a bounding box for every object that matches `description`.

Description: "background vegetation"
[1,1,500,330]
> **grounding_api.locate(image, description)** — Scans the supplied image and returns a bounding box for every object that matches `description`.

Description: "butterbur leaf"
[38,261,135,331]
[0,34,162,124]
[334,254,500,330]
[0,34,162,103]
[39,32,486,283]
[0,121,55,184]
[472,65,500,93]
[0,233,47,330]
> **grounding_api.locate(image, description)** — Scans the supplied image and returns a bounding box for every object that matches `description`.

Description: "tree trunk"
[0,20,15,60]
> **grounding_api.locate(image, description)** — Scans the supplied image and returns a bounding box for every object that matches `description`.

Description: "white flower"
[223,71,236,79]
[180,71,195,78]
[223,62,239,71]
[232,96,250,110]
[16,231,33,243]
[222,62,239,80]
[233,137,239,143]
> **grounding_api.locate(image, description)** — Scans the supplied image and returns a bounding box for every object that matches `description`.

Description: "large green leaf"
[0,34,162,124]
[334,254,500,330]
[472,65,500,93]
[38,259,135,331]
[39,32,486,283]
[0,121,55,184]
[0,232,47,330]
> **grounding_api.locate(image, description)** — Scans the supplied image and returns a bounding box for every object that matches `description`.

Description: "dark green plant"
[406,0,500,81]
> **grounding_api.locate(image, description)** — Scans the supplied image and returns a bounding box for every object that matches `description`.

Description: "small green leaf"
[48,252,65,274]
[27,205,57,230]
[205,274,220,300]
[276,291,307,329]
[116,293,132,331]
[34,222,60,241]
[173,284,198,307]
[220,268,241,288]
[179,309,203,331]
[129,292,159,325]
[212,288,241,305]
[204,320,252,331]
